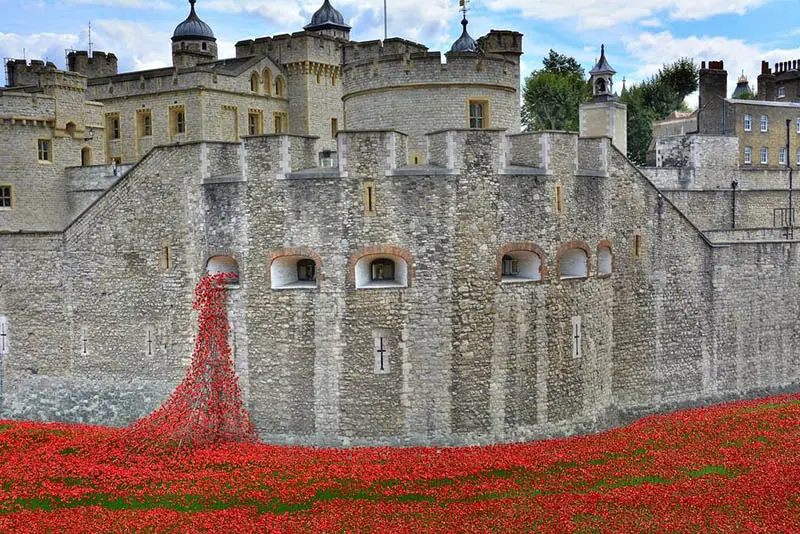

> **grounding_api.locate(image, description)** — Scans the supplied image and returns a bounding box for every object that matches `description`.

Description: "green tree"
[621,58,699,165]
[522,50,591,132]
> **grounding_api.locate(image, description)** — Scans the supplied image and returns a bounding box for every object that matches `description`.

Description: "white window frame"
[780,147,787,165]
[744,146,752,165]
[761,147,769,165]
[761,115,769,133]
[778,86,786,99]
[796,117,800,134]
[744,114,752,132]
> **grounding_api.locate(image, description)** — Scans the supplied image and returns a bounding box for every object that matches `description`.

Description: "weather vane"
[459,0,469,19]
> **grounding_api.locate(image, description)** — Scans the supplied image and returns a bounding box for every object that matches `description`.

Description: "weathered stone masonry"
[3,128,800,447]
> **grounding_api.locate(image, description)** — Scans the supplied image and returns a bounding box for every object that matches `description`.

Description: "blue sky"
[2,0,800,107]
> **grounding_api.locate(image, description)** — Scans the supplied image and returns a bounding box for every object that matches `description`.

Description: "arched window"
[270,254,319,289]
[559,247,589,280]
[65,122,77,138]
[250,72,260,93]
[500,250,542,283]
[263,69,272,95]
[597,243,613,277]
[354,251,410,289]
[81,147,92,166]
[275,76,286,97]
[206,255,240,286]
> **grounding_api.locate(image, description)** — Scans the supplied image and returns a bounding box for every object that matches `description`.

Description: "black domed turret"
[172,0,216,42]
[304,0,351,33]
[450,16,478,53]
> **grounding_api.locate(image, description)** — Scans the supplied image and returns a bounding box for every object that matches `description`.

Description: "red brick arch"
[596,239,613,278]
[347,245,414,289]
[555,240,591,280]
[268,247,324,286]
[496,242,548,281]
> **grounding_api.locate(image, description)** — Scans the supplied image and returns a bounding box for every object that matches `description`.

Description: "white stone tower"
[579,45,627,155]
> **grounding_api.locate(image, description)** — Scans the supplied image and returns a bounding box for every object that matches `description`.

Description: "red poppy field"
[1,394,799,533]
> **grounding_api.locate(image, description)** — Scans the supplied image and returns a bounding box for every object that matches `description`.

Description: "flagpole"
[384,0,387,40]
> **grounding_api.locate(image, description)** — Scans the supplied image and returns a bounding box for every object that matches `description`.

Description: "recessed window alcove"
[206,255,240,287]
[557,242,590,280]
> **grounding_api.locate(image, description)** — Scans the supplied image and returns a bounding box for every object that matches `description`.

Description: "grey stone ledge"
[285,168,342,180]
[202,173,244,185]
[388,166,458,177]
[500,166,548,176]
[575,170,608,178]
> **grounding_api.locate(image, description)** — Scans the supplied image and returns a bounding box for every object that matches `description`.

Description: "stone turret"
[732,72,753,99]
[171,0,218,68]
[67,51,118,79]
[579,45,627,155]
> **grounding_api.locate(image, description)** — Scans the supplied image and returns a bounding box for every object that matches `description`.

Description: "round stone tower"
[342,15,522,165]
[172,0,218,68]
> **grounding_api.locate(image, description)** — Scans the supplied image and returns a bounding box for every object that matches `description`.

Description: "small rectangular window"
[780,147,787,165]
[634,234,642,258]
[778,86,786,98]
[555,184,564,214]
[796,148,800,166]
[169,106,185,137]
[161,242,173,271]
[0,185,12,209]
[364,181,377,216]
[744,146,752,165]
[138,110,152,138]
[331,118,338,139]
[106,113,120,140]
[761,115,769,132]
[744,114,752,132]
[761,147,769,165]
[468,99,489,129]
[273,112,287,134]
[37,139,52,162]
[248,112,262,135]
[797,117,800,134]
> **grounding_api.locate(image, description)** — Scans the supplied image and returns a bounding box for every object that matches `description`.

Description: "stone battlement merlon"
[342,51,518,97]
[235,31,345,67]
[342,38,429,65]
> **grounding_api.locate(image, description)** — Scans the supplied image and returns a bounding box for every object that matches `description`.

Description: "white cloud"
[639,18,662,28]
[201,0,455,47]
[623,31,800,109]
[0,31,79,82]
[91,19,172,71]
[65,0,172,8]
[484,0,773,29]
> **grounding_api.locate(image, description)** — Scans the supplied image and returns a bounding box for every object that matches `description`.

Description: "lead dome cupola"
[304,0,351,32]
[172,0,216,41]
[450,16,478,53]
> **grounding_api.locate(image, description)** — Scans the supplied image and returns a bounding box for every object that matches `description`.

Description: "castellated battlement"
[67,51,119,79]
[342,49,518,95]
[235,31,344,67]
[236,128,609,183]
[342,38,429,65]
[5,58,58,88]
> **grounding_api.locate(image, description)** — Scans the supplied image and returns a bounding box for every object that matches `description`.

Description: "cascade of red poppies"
[124,273,257,447]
